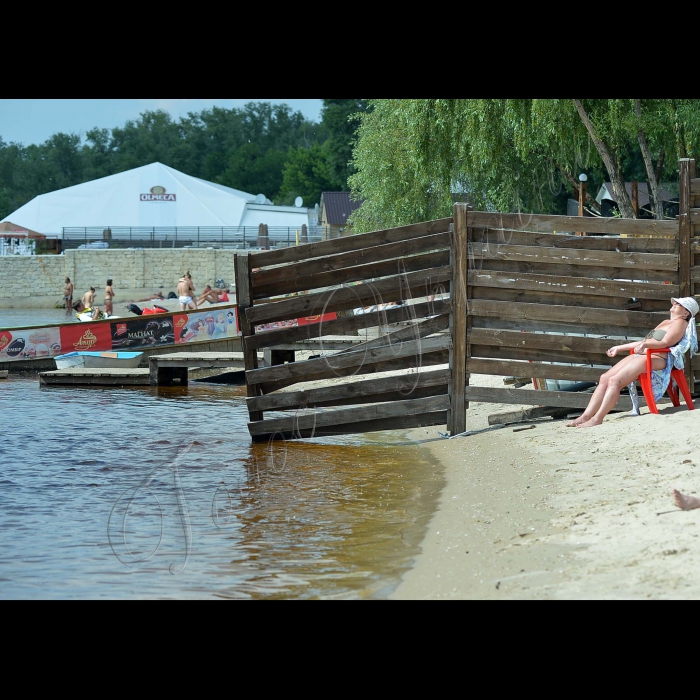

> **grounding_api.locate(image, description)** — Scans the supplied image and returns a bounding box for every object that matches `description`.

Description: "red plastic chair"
[632,347,695,414]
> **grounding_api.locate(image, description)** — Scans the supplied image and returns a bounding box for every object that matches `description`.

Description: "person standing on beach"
[177,273,197,311]
[64,277,74,313]
[104,278,115,316]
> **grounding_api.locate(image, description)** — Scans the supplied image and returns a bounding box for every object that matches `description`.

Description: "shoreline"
[391,374,700,599]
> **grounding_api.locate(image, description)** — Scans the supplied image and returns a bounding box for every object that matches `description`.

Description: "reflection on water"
[0,374,444,599]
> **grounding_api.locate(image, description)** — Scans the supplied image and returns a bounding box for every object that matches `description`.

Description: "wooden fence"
[236,158,700,441]
[234,217,458,441]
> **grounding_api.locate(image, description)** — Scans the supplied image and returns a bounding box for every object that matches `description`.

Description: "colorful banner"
[0,327,63,361]
[176,309,239,343]
[0,304,242,362]
[110,316,177,349]
[0,305,337,363]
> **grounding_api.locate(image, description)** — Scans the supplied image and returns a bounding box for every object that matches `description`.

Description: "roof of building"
[595,181,678,208]
[0,162,310,236]
[0,221,45,238]
[320,192,364,225]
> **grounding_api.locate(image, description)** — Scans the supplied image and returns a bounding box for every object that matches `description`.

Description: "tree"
[320,99,369,190]
[278,144,335,208]
[348,99,700,233]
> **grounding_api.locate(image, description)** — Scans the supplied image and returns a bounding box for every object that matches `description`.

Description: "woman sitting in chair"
[567,297,699,428]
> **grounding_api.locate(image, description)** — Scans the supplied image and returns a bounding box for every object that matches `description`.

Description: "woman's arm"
[606,341,641,357]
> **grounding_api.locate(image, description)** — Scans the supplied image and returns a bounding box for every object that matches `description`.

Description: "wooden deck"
[37,336,370,387]
[39,368,151,386]
[149,352,249,385]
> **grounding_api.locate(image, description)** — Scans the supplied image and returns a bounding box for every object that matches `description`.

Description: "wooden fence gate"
[234,217,461,441]
[237,159,700,441]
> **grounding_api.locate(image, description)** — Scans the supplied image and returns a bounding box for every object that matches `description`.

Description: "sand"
[390,372,700,600]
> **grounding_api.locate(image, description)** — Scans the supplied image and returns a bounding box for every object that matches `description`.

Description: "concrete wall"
[0,249,239,308]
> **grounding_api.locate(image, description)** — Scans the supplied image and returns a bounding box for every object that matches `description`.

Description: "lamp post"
[576,173,588,236]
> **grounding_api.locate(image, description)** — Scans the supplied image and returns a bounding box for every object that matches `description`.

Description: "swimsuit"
[179,295,193,305]
[644,329,666,341]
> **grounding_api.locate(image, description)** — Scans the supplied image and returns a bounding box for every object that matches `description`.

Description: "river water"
[0,309,444,599]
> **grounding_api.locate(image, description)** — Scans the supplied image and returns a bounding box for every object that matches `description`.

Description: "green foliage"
[349,99,700,233]
[278,144,336,208]
[0,101,333,220]
[319,99,369,190]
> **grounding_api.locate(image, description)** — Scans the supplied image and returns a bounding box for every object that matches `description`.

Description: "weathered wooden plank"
[470,286,671,313]
[253,232,451,290]
[245,266,453,325]
[468,298,663,327]
[449,203,469,434]
[690,179,700,196]
[247,335,451,385]
[680,160,692,299]
[468,358,605,382]
[464,385,634,410]
[250,411,448,441]
[259,351,451,395]
[469,328,625,354]
[468,242,678,271]
[335,313,450,356]
[488,405,585,425]
[249,218,453,267]
[468,212,677,237]
[247,368,450,412]
[472,316,651,338]
[469,269,678,300]
[468,258,677,283]
[244,299,450,350]
[472,228,677,253]
[248,394,450,435]
[234,253,263,422]
[253,249,450,300]
[471,344,608,366]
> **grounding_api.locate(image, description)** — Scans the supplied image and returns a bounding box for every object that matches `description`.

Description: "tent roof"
[0,221,46,238]
[0,162,309,236]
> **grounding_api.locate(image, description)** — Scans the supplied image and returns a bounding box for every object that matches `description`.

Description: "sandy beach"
[390,373,700,600]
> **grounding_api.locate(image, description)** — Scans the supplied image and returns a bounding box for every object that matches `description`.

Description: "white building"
[1,162,313,244]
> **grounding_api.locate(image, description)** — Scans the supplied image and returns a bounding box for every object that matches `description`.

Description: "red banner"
[59,323,113,353]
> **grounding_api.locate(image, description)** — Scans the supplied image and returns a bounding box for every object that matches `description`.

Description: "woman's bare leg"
[566,354,642,426]
[578,354,663,427]
[566,379,611,426]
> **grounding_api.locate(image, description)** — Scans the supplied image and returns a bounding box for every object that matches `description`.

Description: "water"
[0,307,81,329]
[0,309,445,599]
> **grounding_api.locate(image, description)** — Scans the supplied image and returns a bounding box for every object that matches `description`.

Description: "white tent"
[1,162,311,236]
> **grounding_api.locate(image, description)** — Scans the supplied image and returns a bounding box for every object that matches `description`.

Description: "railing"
[60,226,329,250]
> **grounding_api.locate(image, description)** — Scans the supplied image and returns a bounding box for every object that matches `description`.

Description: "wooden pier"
[39,368,150,386]
[38,336,367,387]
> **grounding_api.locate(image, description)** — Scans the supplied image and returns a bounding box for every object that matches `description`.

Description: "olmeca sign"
[141,185,176,202]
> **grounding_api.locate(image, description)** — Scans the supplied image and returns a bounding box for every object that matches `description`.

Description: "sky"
[0,99,324,147]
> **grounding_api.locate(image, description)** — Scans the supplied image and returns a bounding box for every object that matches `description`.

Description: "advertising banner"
[0,327,63,361]
[176,308,240,344]
[110,316,176,349]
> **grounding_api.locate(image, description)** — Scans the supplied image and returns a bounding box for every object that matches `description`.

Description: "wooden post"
[575,176,587,236]
[234,253,264,424]
[448,204,468,435]
[678,158,694,392]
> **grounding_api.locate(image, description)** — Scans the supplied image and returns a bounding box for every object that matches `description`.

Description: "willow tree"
[348,99,700,233]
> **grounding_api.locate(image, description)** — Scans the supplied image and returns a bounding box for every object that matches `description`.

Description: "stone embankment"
[0,249,239,308]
